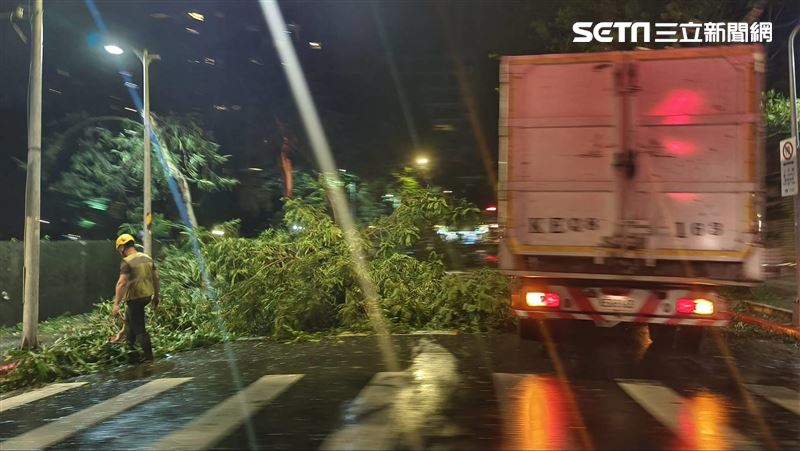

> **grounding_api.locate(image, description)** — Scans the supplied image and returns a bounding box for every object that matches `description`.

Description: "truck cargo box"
[498,45,765,285]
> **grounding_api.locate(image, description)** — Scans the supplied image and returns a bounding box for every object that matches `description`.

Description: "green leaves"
[157,186,508,339]
[43,114,237,239]
[765,90,798,140]
[2,177,511,393]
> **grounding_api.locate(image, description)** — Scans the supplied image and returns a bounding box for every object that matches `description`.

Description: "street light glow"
[188,12,205,21]
[104,45,124,55]
[415,156,429,166]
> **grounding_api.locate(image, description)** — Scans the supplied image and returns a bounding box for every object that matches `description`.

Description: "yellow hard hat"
[115,233,135,248]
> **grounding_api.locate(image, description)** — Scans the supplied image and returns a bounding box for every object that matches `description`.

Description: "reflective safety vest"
[121,252,155,301]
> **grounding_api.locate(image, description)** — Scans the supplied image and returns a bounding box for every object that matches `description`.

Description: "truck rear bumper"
[511,278,733,327]
[514,309,731,327]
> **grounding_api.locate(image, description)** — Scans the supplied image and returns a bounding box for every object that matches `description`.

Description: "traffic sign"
[780,137,797,197]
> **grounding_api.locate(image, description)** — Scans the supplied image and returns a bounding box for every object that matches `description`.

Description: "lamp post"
[788,24,799,327]
[104,45,160,255]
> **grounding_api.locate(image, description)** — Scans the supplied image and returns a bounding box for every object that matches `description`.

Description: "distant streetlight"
[188,11,204,21]
[415,156,429,167]
[104,43,160,256]
[103,44,123,55]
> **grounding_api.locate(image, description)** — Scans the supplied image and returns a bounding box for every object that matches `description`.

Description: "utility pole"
[788,25,800,327]
[21,0,43,350]
[140,48,159,256]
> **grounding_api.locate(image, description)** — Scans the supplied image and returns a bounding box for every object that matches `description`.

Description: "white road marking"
[0,377,191,450]
[321,339,461,451]
[323,340,462,450]
[319,372,407,451]
[617,379,758,450]
[0,382,87,413]
[148,374,303,451]
[746,384,800,416]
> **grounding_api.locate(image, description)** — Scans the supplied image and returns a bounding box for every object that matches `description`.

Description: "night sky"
[1,0,798,239]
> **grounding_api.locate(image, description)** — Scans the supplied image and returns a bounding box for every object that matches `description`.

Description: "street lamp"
[415,156,429,167]
[103,44,123,55]
[105,43,160,256]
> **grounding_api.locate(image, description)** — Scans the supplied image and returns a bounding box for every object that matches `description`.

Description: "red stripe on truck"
[637,292,661,316]
[566,287,605,322]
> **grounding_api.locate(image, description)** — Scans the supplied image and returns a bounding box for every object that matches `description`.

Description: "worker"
[111,233,160,361]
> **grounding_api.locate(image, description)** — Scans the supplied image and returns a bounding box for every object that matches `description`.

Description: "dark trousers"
[125,297,153,361]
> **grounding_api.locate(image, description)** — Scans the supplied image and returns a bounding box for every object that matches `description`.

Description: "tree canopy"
[43,114,237,239]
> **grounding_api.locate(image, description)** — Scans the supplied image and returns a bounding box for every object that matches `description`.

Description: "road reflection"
[675,391,732,450]
[499,375,573,450]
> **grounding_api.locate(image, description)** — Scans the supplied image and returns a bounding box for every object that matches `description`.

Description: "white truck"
[498,45,765,350]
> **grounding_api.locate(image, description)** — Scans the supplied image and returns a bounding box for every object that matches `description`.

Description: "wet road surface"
[1,326,798,450]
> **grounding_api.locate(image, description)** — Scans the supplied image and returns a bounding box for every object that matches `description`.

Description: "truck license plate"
[599,296,635,312]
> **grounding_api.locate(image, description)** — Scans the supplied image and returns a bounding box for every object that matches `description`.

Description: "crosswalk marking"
[616,379,758,451]
[2,370,797,451]
[0,382,87,413]
[148,374,303,451]
[320,372,408,451]
[0,377,191,450]
[746,384,800,416]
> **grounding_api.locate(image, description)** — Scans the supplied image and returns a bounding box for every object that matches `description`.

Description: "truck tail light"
[526,292,560,308]
[693,299,714,315]
[677,298,714,315]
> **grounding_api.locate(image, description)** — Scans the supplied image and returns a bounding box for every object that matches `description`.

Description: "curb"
[732,313,800,340]
[739,300,793,322]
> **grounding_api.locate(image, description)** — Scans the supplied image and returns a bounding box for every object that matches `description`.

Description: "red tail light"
[677,298,714,315]
[525,292,561,308]
[677,298,695,314]
[544,293,560,308]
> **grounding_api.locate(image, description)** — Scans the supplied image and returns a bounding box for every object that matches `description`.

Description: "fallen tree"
[1,177,510,392]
